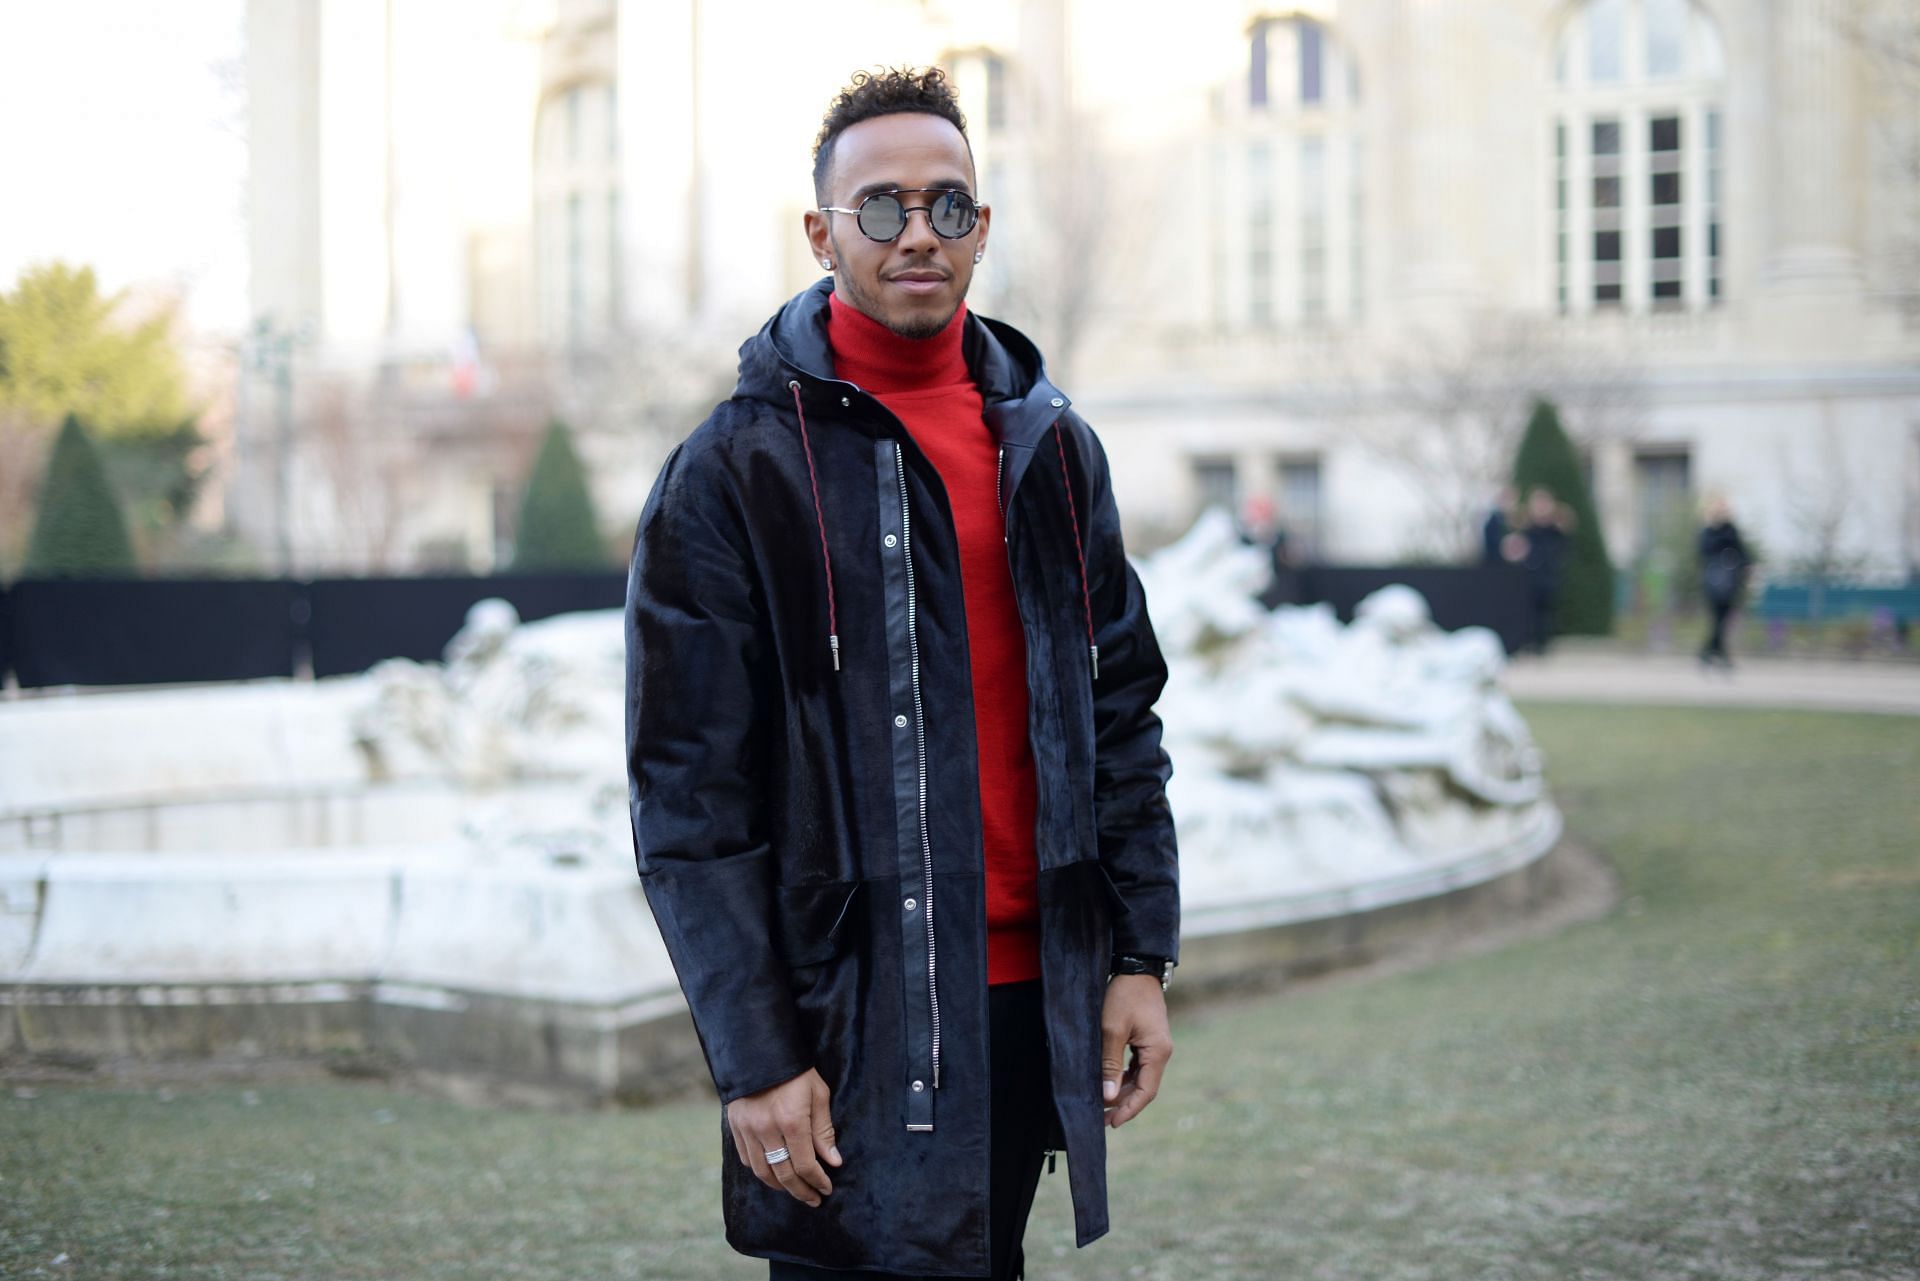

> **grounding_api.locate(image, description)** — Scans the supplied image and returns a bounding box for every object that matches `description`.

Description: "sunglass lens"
[857,195,908,241]
[932,191,976,238]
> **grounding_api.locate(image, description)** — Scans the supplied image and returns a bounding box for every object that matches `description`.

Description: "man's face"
[804,112,990,340]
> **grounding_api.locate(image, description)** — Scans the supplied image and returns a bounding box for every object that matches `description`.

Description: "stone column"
[1765,0,1864,293]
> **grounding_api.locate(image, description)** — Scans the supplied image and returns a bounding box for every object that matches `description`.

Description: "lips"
[887,271,950,295]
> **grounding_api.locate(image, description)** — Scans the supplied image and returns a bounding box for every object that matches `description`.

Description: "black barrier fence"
[305,573,626,677]
[1264,565,1533,654]
[0,565,1528,688]
[0,573,627,689]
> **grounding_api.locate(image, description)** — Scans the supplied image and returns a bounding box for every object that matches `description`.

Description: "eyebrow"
[847,178,975,202]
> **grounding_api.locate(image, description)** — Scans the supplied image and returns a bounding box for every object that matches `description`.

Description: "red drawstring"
[1053,424,1099,681]
[789,380,840,672]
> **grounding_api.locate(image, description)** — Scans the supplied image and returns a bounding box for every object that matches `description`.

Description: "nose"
[893,204,943,251]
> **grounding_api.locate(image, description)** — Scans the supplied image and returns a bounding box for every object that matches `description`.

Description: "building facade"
[248,0,1920,583]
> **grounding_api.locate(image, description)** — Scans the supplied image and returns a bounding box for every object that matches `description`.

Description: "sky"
[0,1,249,335]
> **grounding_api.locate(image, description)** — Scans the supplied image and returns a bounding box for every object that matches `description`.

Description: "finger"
[1100,1017,1128,1103]
[783,1123,833,1200]
[812,1079,843,1168]
[766,1136,821,1207]
[744,1131,780,1192]
[1109,1041,1170,1128]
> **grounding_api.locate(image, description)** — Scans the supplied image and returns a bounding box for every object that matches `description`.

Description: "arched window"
[1215,14,1365,330]
[1551,0,1725,314]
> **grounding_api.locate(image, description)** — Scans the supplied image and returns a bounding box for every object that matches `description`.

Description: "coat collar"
[735,277,1071,456]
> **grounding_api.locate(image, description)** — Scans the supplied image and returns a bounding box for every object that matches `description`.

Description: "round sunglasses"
[818,189,981,242]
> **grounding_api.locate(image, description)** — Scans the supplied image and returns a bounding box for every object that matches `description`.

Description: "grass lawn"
[3,704,1916,1280]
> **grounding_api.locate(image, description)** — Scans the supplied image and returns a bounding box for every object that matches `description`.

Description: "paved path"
[1502,652,1920,716]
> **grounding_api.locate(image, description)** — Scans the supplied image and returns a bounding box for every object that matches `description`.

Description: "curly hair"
[812,67,973,202]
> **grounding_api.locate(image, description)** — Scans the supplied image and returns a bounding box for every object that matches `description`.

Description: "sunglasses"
[818,189,981,242]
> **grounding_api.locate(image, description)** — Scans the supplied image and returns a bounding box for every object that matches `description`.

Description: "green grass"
[4,705,1917,1279]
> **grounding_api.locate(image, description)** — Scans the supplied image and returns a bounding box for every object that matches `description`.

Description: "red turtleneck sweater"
[827,293,1041,985]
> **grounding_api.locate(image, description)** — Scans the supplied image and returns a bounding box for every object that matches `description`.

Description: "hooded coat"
[624,278,1179,1276]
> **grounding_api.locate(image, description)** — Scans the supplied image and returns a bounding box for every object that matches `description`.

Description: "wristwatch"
[1109,953,1174,992]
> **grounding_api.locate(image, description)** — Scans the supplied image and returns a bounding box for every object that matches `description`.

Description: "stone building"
[248,0,1920,581]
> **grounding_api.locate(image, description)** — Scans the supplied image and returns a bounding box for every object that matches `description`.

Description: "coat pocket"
[773,879,867,969]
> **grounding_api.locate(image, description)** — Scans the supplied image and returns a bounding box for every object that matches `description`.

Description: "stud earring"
[973,251,984,263]
[821,259,833,270]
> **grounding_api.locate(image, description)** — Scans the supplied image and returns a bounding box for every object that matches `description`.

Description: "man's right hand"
[725,1067,841,1207]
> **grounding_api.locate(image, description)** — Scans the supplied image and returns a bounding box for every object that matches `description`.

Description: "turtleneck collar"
[827,291,971,396]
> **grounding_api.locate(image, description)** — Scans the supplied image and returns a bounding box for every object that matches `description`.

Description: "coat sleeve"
[625,438,813,1104]
[1074,422,1181,963]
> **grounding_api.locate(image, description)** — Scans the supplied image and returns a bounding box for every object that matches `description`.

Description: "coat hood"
[734,276,1060,430]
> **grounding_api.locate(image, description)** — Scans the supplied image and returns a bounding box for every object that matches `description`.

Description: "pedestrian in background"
[1698,494,1752,670]
[1518,486,1572,655]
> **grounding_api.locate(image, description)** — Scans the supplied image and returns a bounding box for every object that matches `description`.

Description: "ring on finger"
[764,1146,792,1165]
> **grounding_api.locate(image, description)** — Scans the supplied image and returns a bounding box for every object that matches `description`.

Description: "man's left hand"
[1100,974,1172,1128]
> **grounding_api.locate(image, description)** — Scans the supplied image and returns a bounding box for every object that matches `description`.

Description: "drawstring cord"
[788,380,841,672]
[1053,424,1099,681]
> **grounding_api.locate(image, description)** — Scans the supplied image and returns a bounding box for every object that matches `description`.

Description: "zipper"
[996,447,1006,539]
[895,442,941,1090]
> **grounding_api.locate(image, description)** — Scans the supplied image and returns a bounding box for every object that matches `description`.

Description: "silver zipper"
[996,447,1006,539]
[895,442,941,1089]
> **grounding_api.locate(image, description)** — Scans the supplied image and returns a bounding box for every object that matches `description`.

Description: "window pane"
[1588,0,1625,83]
[1592,119,1621,155]
[1250,21,1269,108]
[1595,230,1622,262]
[1647,0,1687,77]
[987,55,1007,132]
[1650,115,1681,152]
[1652,226,1682,258]
[1594,175,1622,208]
[1652,171,1681,204]
[1192,458,1238,514]
[1298,20,1324,105]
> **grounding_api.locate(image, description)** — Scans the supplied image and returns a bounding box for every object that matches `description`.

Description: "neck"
[828,291,969,395]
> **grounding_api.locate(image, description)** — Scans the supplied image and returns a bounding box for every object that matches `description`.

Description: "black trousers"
[1702,598,1734,661]
[768,978,1056,1281]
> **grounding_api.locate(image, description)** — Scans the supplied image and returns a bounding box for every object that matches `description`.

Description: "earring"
[973,251,984,263]
[821,259,833,270]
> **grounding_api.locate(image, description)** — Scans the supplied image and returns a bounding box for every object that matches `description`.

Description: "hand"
[1100,974,1173,1128]
[725,1067,842,1206]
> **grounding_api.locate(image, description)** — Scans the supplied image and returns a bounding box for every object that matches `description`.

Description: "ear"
[971,202,991,259]
[804,209,834,272]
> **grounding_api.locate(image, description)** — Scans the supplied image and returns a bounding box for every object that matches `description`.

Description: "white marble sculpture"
[339,509,1557,923]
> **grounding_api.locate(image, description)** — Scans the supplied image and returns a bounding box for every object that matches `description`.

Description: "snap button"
[903,897,917,912]
[884,533,897,548]
[911,1080,925,1093]
[894,714,908,728]
[840,396,851,407]
[1050,396,1064,408]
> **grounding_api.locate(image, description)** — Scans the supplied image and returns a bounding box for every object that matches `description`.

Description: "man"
[1697,494,1752,670]
[1517,485,1571,655]
[624,68,1179,1280]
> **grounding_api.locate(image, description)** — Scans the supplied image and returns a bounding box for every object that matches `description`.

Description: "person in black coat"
[1698,495,1752,669]
[1518,486,1572,654]
[625,68,1178,1281]
[1481,485,1517,566]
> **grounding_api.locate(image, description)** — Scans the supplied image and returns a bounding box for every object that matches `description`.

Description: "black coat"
[624,279,1180,1275]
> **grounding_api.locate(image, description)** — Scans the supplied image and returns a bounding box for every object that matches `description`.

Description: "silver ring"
[764,1146,791,1165]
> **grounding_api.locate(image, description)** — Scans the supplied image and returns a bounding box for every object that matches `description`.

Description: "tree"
[0,262,194,434]
[1513,399,1614,635]
[510,419,606,571]
[1340,312,1646,561]
[24,415,137,577]
[0,262,205,573]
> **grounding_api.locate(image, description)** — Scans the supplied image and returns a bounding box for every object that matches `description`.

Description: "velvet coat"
[624,278,1179,1277]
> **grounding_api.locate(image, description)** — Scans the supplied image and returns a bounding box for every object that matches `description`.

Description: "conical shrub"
[510,419,607,571]
[24,414,137,577]
[1512,398,1613,635]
